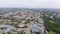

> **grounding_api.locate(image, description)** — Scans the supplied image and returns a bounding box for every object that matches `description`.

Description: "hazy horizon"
[0,0,60,8]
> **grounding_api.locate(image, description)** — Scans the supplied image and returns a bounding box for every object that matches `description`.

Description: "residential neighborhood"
[0,10,45,34]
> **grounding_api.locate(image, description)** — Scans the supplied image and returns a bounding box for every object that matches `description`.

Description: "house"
[30,24,44,34]
[18,24,25,28]
[0,24,16,34]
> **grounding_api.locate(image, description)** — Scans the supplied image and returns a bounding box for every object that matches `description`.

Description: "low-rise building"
[30,24,44,34]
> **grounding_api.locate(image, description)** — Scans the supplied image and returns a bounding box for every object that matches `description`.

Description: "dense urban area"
[0,8,60,34]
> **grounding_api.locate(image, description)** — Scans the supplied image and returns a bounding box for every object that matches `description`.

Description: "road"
[23,21,33,34]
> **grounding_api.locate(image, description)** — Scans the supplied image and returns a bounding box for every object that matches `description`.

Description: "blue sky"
[0,0,60,8]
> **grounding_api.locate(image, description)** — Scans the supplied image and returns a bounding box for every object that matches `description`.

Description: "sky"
[0,0,60,8]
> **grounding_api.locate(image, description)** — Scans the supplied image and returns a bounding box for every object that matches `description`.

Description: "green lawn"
[48,31,55,34]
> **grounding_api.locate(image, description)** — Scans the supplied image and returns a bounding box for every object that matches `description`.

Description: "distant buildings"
[56,14,60,18]
[0,10,44,34]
